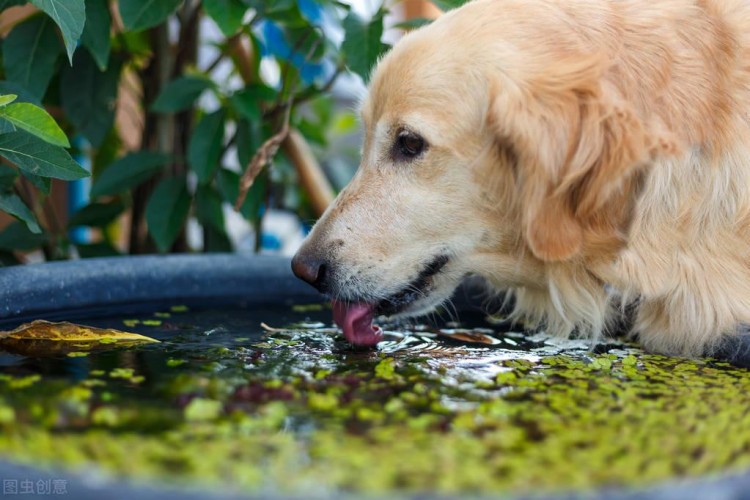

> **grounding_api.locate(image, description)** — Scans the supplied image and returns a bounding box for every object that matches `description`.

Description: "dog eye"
[394,131,427,160]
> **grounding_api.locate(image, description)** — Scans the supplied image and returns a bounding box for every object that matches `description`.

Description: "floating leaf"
[0,320,159,357]
[184,398,222,422]
[436,329,502,345]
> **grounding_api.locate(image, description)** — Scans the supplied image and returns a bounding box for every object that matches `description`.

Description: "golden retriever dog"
[292,0,750,357]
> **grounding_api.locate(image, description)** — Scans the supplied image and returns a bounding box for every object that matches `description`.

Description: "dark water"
[0,303,561,422]
[0,303,611,414]
[2,302,750,494]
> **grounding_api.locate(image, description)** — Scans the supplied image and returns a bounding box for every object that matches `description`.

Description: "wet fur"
[296,0,750,357]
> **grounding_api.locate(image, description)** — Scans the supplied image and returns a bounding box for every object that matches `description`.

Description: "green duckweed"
[0,306,749,495]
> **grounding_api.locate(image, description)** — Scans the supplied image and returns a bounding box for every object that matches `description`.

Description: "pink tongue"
[332,300,383,346]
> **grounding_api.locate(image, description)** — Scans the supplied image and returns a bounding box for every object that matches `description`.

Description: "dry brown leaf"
[436,329,502,345]
[0,320,159,357]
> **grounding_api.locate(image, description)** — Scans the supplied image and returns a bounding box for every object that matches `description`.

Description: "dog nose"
[291,253,328,292]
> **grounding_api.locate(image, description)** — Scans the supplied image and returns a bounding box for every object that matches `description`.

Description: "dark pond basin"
[1,255,750,499]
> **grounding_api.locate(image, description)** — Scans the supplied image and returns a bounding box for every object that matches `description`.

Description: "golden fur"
[295,0,750,357]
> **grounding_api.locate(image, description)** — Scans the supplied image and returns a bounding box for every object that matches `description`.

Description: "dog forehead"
[366,46,475,115]
[361,55,486,144]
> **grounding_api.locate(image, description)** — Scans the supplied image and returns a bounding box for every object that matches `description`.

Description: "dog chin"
[385,283,458,320]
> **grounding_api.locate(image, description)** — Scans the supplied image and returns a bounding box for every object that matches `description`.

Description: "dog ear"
[491,56,675,262]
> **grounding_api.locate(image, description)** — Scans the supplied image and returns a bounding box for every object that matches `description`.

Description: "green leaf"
[203,224,232,252]
[0,95,17,107]
[145,176,190,252]
[68,200,125,227]
[0,131,87,180]
[20,171,51,194]
[0,1,28,9]
[183,397,221,422]
[81,0,112,70]
[297,118,327,146]
[0,102,69,147]
[3,15,63,100]
[0,82,41,106]
[90,151,171,197]
[429,0,470,10]
[0,192,40,233]
[229,93,259,121]
[393,17,432,30]
[188,109,225,184]
[117,29,150,57]
[203,0,245,37]
[29,0,85,64]
[60,50,122,147]
[229,84,276,121]
[235,117,261,169]
[0,94,18,134]
[119,0,183,32]
[0,250,21,267]
[76,241,121,258]
[342,8,387,82]
[0,119,15,135]
[195,185,224,232]
[0,221,45,251]
[151,76,213,113]
[0,164,17,191]
[217,167,265,220]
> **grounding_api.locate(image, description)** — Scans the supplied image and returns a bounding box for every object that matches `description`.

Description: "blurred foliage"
[0,0,460,263]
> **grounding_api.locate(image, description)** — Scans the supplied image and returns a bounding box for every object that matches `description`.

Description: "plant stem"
[264,65,345,120]
[130,24,173,254]
[14,178,54,260]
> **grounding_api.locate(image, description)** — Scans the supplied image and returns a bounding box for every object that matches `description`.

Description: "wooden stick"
[235,103,292,210]
[282,129,335,217]
[228,22,336,217]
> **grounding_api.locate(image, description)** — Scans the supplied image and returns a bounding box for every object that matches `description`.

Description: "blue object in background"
[68,136,91,244]
[261,233,283,251]
[259,20,326,84]
[297,0,323,24]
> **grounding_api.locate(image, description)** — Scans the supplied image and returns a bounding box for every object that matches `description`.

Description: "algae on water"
[1,306,749,495]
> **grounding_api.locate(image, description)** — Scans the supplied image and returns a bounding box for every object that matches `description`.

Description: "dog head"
[292,0,674,323]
